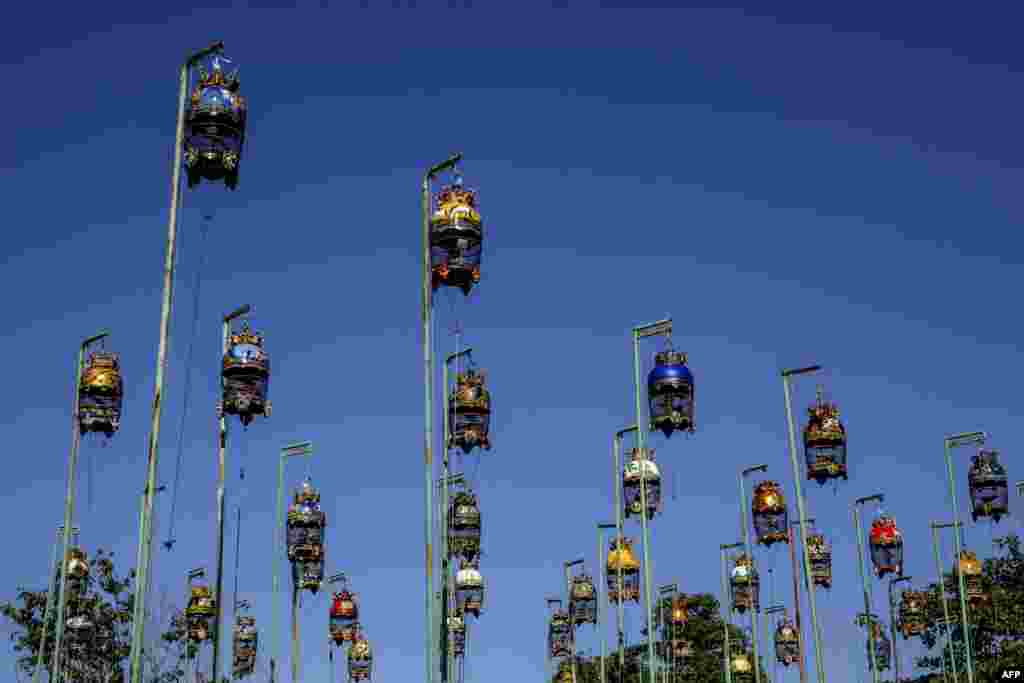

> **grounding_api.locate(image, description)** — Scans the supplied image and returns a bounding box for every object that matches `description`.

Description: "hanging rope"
[164,212,211,550]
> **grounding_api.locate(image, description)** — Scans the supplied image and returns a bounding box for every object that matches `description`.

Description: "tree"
[898,533,1024,681]
[551,592,753,683]
[2,547,192,682]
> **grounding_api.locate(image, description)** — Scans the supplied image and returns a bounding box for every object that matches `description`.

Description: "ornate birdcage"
[448,368,492,454]
[186,585,216,643]
[184,52,247,190]
[78,351,123,437]
[751,481,789,547]
[606,538,641,603]
[430,177,482,295]
[292,559,324,594]
[287,478,326,563]
[548,608,572,659]
[219,323,271,427]
[730,652,754,680]
[671,638,693,659]
[806,532,832,589]
[348,635,373,682]
[668,595,688,626]
[857,615,891,671]
[232,615,258,678]
[448,611,466,657]
[968,449,1009,523]
[65,547,90,594]
[455,559,484,617]
[774,616,799,666]
[803,390,847,485]
[623,448,661,520]
[869,514,903,579]
[950,550,990,608]
[730,554,760,613]
[647,349,695,437]
[330,590,360,645]
[569,573,597,626]
[448,490,482,560]
[899,589,927,638]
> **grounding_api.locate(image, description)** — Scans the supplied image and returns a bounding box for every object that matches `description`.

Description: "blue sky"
[2,3,1023,682]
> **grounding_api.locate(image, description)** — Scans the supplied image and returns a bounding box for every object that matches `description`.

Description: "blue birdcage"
[184,52,247,189]
[647,350,694,437]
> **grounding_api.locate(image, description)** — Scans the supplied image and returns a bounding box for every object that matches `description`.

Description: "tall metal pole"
[212,305,251,683]
[943,431,985,683]
[273,442,313,683]
[130,41,224,683]
[888,575,911,683]
[739,464,766,683]
[291,587,300,683]
[782,366,827,683]
[598,523,616,683]
[720,542,743,683]
[34,525,75,683]
[443,349,471,683]
[565,559,585,683]
[424,154,462,683]
[787,522,809,683]
[931,522,959,683]
[53,332,107,683]
[631,319,671,683]
[853,495,883,683]
[613,427,636,676]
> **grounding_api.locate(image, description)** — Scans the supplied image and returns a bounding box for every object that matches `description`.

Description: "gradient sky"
[3,3,1023,683]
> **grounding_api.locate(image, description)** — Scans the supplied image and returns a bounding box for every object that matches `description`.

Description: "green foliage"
[905,533,1024,679]
[1,548,192,682]
[551,592,754,683]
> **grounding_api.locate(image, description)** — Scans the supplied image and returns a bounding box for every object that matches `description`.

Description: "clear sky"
[3,3,1023,683]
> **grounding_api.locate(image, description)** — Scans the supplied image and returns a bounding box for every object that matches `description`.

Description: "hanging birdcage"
[606,538,641,604]
[623,448,661,520]
[950,550,990,608]
[548,608,572,659]
[184,52,247,190]
[448,368,492,454]
[430,178,483,295]
[569,573,597,626]
[448,490,482,560]
[751,481,789,547]
[899,589,927,638]
[803,391,847,485]
[774,616,799,666]
[348,636,373,682]
[448,611,466,657]
[232,615,258,678]
[455,559,484,617]
[669,595,688,626]
[330,590,360,645]
[555,661,574,683]
[858,616,891,671]
[647,349,695,437]
[805,532,832,589]
[292,559,324,594]
[968,449,1009,523]
[869,514,903,579]
[65,547,90,594]
[186,585,216,644]
[78,351,123,437]
[730,554,760,613]
[671,638,693,659]
[220,323,271,427]
[730,652,754,680]
[287,478,326,563]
